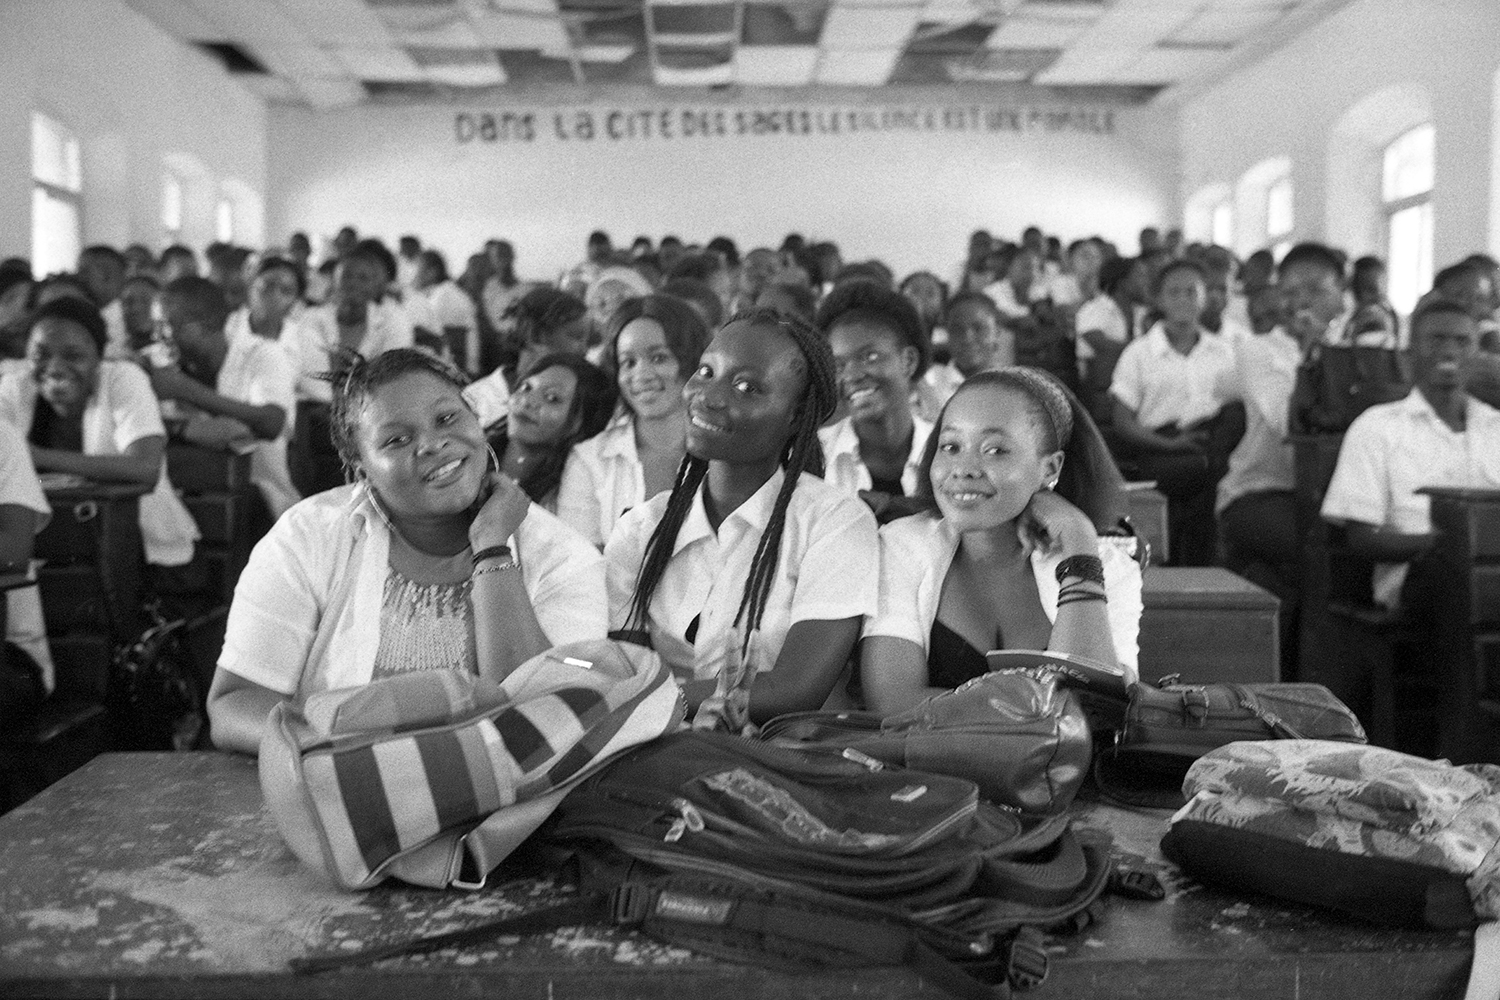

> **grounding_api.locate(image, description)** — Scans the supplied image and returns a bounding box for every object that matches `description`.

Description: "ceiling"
[123,0,1349,107]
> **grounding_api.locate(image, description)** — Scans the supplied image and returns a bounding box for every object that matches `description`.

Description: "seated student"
[77,246,131,359]
[1198,250,1251,341]
[407,249,478,374]
[754,280,817,322]
[488,353,615,512]
[606,308,878,723]
[1321,297,1500,613]
[1347,255,1399,346]
[1110,258,1241,565]
[814,282,933,514]
[283,243,414,402]
[914,292,1014,422]
[586,267,655,348]
[0,298,198,572]
[463,287,591,429]
[150,276,300,522]
[117,274,160,357]
[662,277,724,333]
[861,367,1139,716]
[558,295,710,548]
[1075,253,1133,419]
[898,271,948,354]
[227,256,307,347]
[207,348,606,755]
[0,419,56,718]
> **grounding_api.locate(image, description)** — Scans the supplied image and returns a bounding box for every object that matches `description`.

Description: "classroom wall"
[1176,0,1500,267]
[266,90,1177,280]
[0,0,268,265]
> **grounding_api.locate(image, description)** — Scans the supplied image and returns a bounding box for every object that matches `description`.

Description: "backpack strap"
[1228,685,1309,740]
[1466,920,1500,1000]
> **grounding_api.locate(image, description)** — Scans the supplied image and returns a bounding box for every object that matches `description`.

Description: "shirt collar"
[820,417,860,461]
[597,411,638,460]
[673,466,787,556]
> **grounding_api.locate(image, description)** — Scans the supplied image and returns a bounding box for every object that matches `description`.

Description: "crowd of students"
[0,221,1497,749]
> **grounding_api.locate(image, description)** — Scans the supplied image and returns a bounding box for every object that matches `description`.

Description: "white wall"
[267,90,1176,279]
[0,0,268,263]
[1177,0,1500,266]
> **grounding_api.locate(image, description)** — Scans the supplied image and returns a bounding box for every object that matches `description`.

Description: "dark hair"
[1435,260,1489,295]
[417,248,449,284]
[626,307,838,656]
[914,367,1126,531]
[814,279,931,379]
[161,244,196,265]
[27,295,109,353]
[1152,258,1208,298]
[1350,255,1386,298]
[32,273,94,310]
[496,352,616,503]
[944,290,1001,325]
[324,347,471,480]
[705,236,740,269]
[256,254,306,298]
[756,282,817,321]
[350,239,397,283]
[832,262,893,290]
[603,294,711,402]
[666,253,724,285]
[1409,296,1478,342]
[661,278,724,330]
[80,245,126,272]
[1278,242,1345,282]
[163,275,230,331]
[506,286,587,349]
[1098,257,1135,298]
[0,261,33,301]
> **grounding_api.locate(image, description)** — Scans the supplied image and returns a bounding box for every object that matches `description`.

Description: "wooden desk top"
[1142,566,1280,610]
[0,753,1473,999]
[40,478,152,502]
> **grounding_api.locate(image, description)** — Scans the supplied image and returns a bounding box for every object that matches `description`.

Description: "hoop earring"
[485,441,501,476]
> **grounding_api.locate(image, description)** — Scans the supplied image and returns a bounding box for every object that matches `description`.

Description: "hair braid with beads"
[625,307,838,656]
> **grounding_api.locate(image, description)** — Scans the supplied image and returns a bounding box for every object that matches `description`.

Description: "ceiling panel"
[467,12,571,47]
[735,44,820,82]
[820,4,922,49]
[279,0,395,45]
[815,47,901,83]
[1169,7,1283,45]
[985,13,1089,48]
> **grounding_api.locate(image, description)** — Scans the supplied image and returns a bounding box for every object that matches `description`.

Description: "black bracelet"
[472,545,512,565]
[1055,554,1105,587]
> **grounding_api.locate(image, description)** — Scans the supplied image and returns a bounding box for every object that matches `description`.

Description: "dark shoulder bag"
[1289,319,1411,435]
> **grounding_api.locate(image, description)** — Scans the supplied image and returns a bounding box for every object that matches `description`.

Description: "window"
[1383,124,1434,315]
[162,172,184,236]
[1265,173,1294,260]
[215,197,234,242]
[31,112,82,276]
[1210,200,1234,248]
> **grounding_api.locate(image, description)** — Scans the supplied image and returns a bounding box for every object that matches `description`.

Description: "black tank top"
[927,620,1002,690]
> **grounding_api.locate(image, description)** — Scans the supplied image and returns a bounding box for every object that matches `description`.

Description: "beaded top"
[371,567,477,679]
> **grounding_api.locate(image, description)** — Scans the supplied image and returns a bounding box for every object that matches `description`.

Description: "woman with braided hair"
[605,308,878,725]
[463,286,592,428]
[862,367,1142,715]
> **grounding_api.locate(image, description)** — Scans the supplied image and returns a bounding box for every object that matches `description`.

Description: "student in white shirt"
[914,292,1014,423]
[151,276,300,521]
[814,282,933,518]
[78,245,130,359]
[557,295,710,548]
[862,367,1138,715]
[283,245,414,402]
[606,308,878,726]
[226,256,308,348]
[208,348,606,755]
[410,249,479,375]
[0,419,56,702]
[1110,258,1241,565]
[464,287,592,429]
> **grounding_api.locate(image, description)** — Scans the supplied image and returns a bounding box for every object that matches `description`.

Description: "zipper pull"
[664,798,705,842]
[841,748,884,771]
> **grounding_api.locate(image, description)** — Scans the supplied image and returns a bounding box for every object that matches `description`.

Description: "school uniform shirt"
[605,469,878,685]
[0,420,56,694]
[983,280,1034,322]
[101,299,131,360]
[1073,294,1129,363]
[415,281,480,374]
[864,512,1141,681]
[818,414,933,498]
[557,413,647,550]
[219,482,606,703]
[218,322,300,519]
[912,364,966,424]
[284,299,414,401]
[0,359,198,566]
[1321,390,1500,609]
[1216,327,1301,514]
[1108,322,1238,431]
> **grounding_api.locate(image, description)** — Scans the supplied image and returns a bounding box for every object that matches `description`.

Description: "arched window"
[162,171,184,239]
[1382,124,1434,315]
[1266,172,1294,260]
[1235,156,1293,258]
[31,112,82,276]
[1185,183,1234,248]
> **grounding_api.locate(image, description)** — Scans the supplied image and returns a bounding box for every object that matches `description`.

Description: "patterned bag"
[258,639,685,891]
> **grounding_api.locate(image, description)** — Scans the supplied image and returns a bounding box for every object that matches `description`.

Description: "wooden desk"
[1139,567,1281,684]
[0,752,1473,999]
[1124,483,1169,566]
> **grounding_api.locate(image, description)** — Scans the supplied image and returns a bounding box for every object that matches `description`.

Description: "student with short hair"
[606,308,878,723]
[77,245,130,358]
[463,287,591,428]
[861,367,1138,715]
[283,244,414,401]
[557,295,710,548]
[409,249,479,374]
[914,292,1013,422]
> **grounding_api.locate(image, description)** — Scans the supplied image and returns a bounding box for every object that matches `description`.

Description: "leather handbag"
[1094,679,1367,808]
[760,669,1093,817]
[1289,331,1411,435]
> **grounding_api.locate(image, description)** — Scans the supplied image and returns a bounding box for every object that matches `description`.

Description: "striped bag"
[259,640,685,891]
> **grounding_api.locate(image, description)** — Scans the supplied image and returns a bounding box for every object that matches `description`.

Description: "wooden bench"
[1139,567,1280,684]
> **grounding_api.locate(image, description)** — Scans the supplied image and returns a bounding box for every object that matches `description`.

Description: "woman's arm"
[1109,399,1199,455]
[30,433,163,486]
[1021,491,1125,676]
[469,472,553,682]
[675,617,863,723]
[861,635,949,715]
[207,668,286,755]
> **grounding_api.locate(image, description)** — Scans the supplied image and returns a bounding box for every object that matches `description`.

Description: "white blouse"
[557,414,646,549]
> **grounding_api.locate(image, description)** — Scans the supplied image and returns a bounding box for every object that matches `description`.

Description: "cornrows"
[626,307,838,658]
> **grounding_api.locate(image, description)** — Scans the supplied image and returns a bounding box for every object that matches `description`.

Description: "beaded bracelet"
[472,558,521,579]
[1055,554,1105,587]
[472,545,512,565]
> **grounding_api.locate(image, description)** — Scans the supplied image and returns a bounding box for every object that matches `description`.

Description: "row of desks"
[0,751,1473,999]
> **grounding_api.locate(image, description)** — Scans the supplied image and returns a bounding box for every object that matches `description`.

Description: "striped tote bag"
[259,640,686,890]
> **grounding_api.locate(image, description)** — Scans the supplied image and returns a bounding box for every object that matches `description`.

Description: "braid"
[626,455,709,632]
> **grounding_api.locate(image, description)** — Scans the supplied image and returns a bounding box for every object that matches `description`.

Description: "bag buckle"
[1180,688,1210,727]
[1006,926,1049,991]
[611,883,654,926]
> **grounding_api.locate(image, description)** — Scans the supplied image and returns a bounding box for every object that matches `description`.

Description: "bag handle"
[1227,685,1309,740]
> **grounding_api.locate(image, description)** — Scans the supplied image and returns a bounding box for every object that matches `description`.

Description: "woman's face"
[901,276,944,325]
[1158,268,1206,327]
[683,320,804,466]
[588,280,636,338]
[828,318,916,424]
[508,364,580,447]
[28,317,102,417]
[930,384,1060,534]
[615,318,685,421]
[119,279,157,338]
[249,266,300,325]
[355,370,488,522]
[333,257,384,309]
[946,301,1011,377]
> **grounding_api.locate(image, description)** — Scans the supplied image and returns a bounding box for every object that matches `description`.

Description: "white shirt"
[464,368,511,430]
[557,414,647,550]
[0,360,198,566]
[101,300,131,360]
[1073,294,1129,363]
[818,414,933,498]
[864,512,1141,681]
[1216,327,1301,513]
[219,482,606,702]
[912,364,965,424]
[983,280,1033,321]
[217,323,300,519]
[606,469,878,685]
[1321,390,1500,608]
[1109,322,1238,430]
[415,281,480,374]
[0,420,55,693]
[284,299,415,401]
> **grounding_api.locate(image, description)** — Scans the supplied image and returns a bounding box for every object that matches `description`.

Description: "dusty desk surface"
[0,753,1476,999]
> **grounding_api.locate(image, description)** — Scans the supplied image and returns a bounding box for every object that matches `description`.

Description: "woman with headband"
[206,348,605,755]
[861,366,1142,715]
